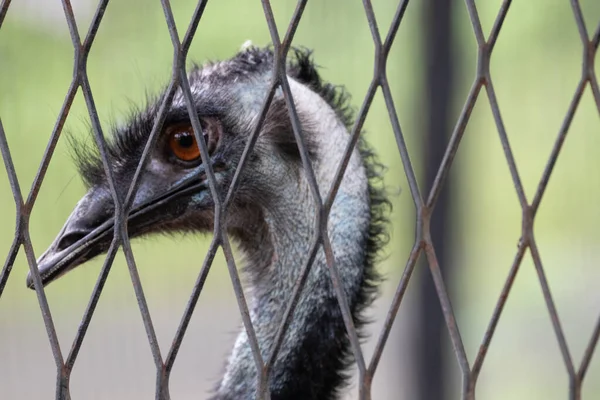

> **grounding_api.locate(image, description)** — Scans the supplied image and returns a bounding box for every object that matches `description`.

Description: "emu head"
[26,46,329,289]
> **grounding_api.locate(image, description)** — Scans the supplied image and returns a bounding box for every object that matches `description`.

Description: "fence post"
[416,0,454,399]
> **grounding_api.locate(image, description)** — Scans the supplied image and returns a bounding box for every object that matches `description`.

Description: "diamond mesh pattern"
[1,0,599,399]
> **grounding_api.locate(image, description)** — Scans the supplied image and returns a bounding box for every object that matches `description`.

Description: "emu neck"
[217,185,368,400]
[213,80,371,400]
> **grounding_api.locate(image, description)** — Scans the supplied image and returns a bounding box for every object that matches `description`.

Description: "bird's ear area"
[164,116,222,164]
[261,97,318,163]
[201,116,222,156]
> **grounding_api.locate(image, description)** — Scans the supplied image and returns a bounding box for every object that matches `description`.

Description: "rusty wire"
[1,0,600,399]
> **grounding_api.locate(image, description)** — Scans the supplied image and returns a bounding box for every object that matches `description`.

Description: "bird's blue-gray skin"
[26,46,390,400]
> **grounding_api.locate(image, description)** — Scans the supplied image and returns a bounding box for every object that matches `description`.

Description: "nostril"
[56,231,88,251]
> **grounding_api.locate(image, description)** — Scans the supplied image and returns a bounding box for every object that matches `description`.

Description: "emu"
[26,46,389,400]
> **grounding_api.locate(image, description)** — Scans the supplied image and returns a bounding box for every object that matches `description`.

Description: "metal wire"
[0,0,599,399]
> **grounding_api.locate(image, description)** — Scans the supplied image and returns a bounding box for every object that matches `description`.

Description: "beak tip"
[25,273,35,290]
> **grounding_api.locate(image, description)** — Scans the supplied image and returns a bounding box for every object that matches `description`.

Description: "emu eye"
[167,123,208,162]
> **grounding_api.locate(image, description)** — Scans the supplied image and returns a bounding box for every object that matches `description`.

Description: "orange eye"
[167,124,202,162]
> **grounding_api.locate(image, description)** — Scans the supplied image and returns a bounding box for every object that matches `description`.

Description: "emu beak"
[25,173,210,289]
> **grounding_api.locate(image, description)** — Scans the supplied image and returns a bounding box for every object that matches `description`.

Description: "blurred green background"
[1,0,600,399]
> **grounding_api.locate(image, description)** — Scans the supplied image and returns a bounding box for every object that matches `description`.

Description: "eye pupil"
[176,132,194,148]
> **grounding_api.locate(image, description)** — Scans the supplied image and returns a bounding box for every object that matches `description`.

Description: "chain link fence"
[1,0,599,399]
